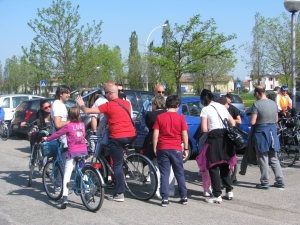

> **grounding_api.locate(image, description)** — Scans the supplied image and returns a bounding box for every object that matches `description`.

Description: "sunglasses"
[157,91,165,94]
[105,91,115,95]
[118,89,124,92]
[43,105,51,110]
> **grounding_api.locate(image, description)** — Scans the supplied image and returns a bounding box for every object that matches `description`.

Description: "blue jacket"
[0,107,4,120]
[254,124,280,153]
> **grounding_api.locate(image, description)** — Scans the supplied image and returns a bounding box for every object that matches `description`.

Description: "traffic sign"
[40,80,47,87]
[236,82,242,88]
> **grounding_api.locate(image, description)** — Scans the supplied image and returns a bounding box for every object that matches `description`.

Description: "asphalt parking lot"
[0,137,299,225]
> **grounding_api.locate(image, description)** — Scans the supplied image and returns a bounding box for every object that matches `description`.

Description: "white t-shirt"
[200,102,229,131]
[91,96,109,135]
[50,99,68,147]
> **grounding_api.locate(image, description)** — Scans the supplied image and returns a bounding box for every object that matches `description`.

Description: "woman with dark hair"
[199,89,236,203]
[21,99,54,166]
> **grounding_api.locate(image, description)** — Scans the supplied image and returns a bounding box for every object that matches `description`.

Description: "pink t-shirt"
[46,122,87,154]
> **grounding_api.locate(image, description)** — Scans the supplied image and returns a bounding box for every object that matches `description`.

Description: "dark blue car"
[132,96,251,163]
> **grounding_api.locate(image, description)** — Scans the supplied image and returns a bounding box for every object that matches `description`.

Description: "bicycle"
[90,142,158,201]
[0,119,9,141]
[28,127,49,187]
[277,116,300,167]
[42,140,105,212]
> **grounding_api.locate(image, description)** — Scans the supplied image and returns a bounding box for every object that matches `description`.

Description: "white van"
[0,94,44,124]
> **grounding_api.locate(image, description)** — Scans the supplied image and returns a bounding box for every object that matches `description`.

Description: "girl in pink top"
[43,106,87,209]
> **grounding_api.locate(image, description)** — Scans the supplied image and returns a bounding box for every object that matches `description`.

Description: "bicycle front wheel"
[80,165,104,212]
[42,160,64,200]
[0,124,9,141]
[28,145,39,187]
[124,153,157,201]
[278,147,297,167]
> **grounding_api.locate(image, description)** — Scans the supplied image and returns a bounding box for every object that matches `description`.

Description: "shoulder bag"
[211,105,247,149]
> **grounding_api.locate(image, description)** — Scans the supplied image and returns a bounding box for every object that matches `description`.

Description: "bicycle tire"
[124,153,157,201]
[80,165,104,212]
[42,160,64,200]
[0,124,9,141]
[86,156,108,182]
[278,147,297,167]
[28,145,38,187]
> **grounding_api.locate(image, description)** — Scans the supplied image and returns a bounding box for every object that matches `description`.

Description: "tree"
[243,13,268,88]
[128,31,143,89]
[23,0,103,88]
[151,15,237,95]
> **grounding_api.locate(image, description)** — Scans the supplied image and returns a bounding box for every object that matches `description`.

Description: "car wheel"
[15,132,27,139]
[183,144,192,163]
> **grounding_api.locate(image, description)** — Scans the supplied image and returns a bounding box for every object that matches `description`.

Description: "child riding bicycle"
[43,106,88,209]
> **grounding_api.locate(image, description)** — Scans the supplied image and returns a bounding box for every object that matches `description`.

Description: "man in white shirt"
[51,85,71,149]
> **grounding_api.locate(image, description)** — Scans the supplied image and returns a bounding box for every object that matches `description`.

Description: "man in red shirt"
[76,84,136,202]
[153,95,189,207]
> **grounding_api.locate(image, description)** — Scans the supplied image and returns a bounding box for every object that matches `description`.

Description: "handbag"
[211,105,247,149]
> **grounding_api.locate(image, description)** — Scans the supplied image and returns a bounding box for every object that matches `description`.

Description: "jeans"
[256,150,284,185]
[157,150,187,200]
[108,137,135,194]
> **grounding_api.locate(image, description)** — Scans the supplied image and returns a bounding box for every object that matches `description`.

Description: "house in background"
[180,75,234,93]
[244,74,281,92]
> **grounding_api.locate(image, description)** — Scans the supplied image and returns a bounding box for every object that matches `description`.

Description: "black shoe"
[180,198,188,205]
[161,200,169,207]
[61,196,68,209]
[106,180,116,189]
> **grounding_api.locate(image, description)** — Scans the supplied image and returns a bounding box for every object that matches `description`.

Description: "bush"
[239,94,256,107]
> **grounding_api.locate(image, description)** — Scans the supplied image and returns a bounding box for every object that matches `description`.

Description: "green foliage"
[151,15,237,95]
[23,0,103,88]
[128,31,143,89]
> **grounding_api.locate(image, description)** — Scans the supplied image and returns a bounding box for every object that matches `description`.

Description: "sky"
[0,0,291,81]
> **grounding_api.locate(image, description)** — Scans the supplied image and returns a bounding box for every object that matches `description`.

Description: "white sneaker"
[226,192,233,200]
[146,175,150,182]
[205,195,222,204]
[203,188,212,197]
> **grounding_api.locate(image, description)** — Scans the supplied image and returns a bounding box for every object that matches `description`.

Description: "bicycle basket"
[42,141,59,157]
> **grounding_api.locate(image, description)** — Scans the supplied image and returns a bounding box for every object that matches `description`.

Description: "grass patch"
[239,94,256,107]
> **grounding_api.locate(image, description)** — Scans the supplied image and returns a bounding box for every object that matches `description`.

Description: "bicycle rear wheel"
[278,147,297,167]
[85,156,108,182]
[28,145,39,187]
[0,124,9,141]
[124,153,157,201]
[42,160,64,200]
[80,165,104,212]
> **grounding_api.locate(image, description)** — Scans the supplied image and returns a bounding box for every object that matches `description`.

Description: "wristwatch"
[183,148,188,150]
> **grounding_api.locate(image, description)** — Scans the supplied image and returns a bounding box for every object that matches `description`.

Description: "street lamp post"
[284,0,300,109]
[95,66,101,88]
[145,24,167,91]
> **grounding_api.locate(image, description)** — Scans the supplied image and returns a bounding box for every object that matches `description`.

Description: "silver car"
[212,92,245,111]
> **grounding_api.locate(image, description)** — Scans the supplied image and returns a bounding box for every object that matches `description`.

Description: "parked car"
[133,96,252,162]
[11,98,91,138]
[11,88,154,139]
[0,94,44,129]
[212,92,245,111]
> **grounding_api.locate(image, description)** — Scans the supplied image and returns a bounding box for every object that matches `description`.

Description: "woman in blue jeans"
[153,95,188,207]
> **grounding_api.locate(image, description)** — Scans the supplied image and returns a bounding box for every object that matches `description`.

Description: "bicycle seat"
[74,154,89,162]
[123,144,130,149]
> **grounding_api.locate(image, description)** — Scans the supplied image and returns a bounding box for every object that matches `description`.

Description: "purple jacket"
[46,122,87,154]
